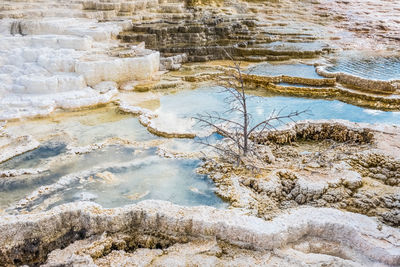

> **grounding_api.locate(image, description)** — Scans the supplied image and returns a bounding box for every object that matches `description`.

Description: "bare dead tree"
[194,61,309,168]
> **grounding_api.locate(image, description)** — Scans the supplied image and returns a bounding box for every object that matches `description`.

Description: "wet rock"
[73,192,98,202]
[93,81,118,94]
[96,171,119,184]
[160,53,188,71]
[0,125,40,163]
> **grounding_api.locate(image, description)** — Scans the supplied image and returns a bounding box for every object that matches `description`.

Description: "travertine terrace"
[0,0,399,266]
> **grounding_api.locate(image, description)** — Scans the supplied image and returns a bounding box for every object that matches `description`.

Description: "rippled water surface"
[246,63,323,79]
[326,56,400,81]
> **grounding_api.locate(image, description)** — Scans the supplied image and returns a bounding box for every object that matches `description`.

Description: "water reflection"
[0,142,67,170]
[154,86,400,131]
[5,106,157,146]
[2,86,399,213]
[259,41,326,52]
[0,145,143,210]
[49,156,225,209]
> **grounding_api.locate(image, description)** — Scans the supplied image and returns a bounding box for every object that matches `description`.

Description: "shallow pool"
[48,153,225,210]
[154,86,400,129]
[246,63,323,79]
[0,106,226,212]
[2,86,399,213]
[0,145,150,210]
[5,105,158,147]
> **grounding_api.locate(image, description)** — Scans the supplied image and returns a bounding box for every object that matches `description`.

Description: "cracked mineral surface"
[0,0,399,266]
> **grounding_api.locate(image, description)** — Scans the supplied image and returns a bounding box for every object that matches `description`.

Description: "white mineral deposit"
[0,0,399,266]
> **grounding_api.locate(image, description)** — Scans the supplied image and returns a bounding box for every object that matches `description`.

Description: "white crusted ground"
[0,200,399,266]
[0,122,39,163]
[0,1,160,120]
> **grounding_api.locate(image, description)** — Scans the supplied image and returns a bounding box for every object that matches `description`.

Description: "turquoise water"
[49,154,225,209]
[1,144,225,211]
[155,86,400,126]
[246,63,323,79]
[0,145,146,208]
[0,106,225,211]
[3,86,399,213]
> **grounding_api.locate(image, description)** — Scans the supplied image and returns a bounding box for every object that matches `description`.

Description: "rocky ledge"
[199,120,400,226]
[0,200,399,266]
[0,122,39,163]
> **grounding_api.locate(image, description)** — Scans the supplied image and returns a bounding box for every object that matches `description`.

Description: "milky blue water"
[1,142,226,211]
[156,86,400,126]
[0,106,225,211]
[3,85,399,212]
[50,154,225,209]
[0,142,67,170]
[0,145,151,208]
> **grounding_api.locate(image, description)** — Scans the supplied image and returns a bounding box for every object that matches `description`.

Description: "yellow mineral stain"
[96,171,119,184]
[125,191,150,200]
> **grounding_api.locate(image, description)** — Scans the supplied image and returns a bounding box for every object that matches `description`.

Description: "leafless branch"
[193,51,309,169]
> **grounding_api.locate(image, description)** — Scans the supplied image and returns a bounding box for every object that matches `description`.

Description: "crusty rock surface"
[0,0,160,121]
[0,122,40,163]
[200,120,400,226]
[0,200,399,266]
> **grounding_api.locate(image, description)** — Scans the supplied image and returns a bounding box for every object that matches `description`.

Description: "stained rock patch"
[199,121,400,226]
